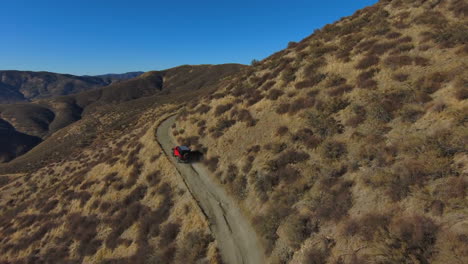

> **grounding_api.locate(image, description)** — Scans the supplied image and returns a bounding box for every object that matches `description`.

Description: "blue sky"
[1,0,377,75]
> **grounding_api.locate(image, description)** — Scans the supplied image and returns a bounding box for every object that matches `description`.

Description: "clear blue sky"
[1,0,377,75]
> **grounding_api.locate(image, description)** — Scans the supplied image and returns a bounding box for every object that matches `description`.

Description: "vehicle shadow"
[189,150,204,163]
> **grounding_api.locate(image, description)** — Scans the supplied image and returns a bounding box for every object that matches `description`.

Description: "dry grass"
[0,112,214,263]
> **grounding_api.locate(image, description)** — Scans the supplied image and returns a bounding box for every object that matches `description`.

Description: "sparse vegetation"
[2,1,467,263]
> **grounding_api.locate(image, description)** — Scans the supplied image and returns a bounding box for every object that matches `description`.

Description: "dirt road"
[156,115,265,264]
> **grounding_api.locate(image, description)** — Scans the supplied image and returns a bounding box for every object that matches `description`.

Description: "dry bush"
[356,39,378,53]
[66,213,101,256]
[203,156,219,172]
[386,157,451,201]
[276,126,289,136]
[276,103,291,115]
[288,97,315,114]
[303,57,327,75]
[318,97,350,114]
[264,142,288,154]
[261,80,276,91]
[320,140,347,160]
[194,104,211,115]
[414,10,447,26]
[416,72,448,94]
[210,119,236,138]
[392,73,409,82]
[214,103,233,116]
[40,199,59,213]
[242,155,254,174]
[174,231,213,263]
[235,109,257,126]
[449,0,468,18]
[306,111,343,138]
[433,23,468,48]
[327,85,354,96]
[367,97,399,123]
[387,215,439,262]
[356,68,379,89]
[230,174,248,200]
[283,212,318,249]
[224,164,239,183]
[310,180,353,221]
[295,73,327,89]
[291,128,322,149]
[281,66,296,83]
[413,56,431,66]
[326,74,347,87]
[391,43,415,54]
[386,31,402,39]
[343,213,390,240]
[454,78,468,100]
[160,222,180,245]
[247,145,261,154]
[302,247,329,264]
[355,55,379,69]
[399,105,425,123]
[266,89,284,100]
[345,105,367,128]
[369,41,396,55]
[245,90,264,106]
[253,205,292,254]
[267,150,310,171]
[384,55,412,69]
[123,185,147,206]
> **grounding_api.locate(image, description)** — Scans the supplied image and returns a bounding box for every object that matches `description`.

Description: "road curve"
[157,115,265,264]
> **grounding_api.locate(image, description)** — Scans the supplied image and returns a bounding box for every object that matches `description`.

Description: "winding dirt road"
[157,115,265,264]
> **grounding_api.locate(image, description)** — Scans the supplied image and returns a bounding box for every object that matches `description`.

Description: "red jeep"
[172,145,191,163]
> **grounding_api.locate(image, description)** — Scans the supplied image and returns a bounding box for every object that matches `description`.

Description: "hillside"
[0,63,246,263]
[0,71,111,103]
[0,0,467,263]
[92,72,145,83]
[0,64,244,163]
[172,0,468,263]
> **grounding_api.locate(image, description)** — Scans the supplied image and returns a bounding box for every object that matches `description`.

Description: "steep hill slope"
[173,0,467,263]
[0,65,245,263]
[0,64,244,163]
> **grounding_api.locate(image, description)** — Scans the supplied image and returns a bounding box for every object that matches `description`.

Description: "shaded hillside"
[173,0,468,263]
[92,71,145,83]
[0,71,113,103]
[0,119,41,163]
[0,64,245,166]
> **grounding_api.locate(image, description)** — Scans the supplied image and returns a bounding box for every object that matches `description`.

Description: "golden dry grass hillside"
[0,65,247,263]
[174,0,467,263]
[0,105,222,263]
